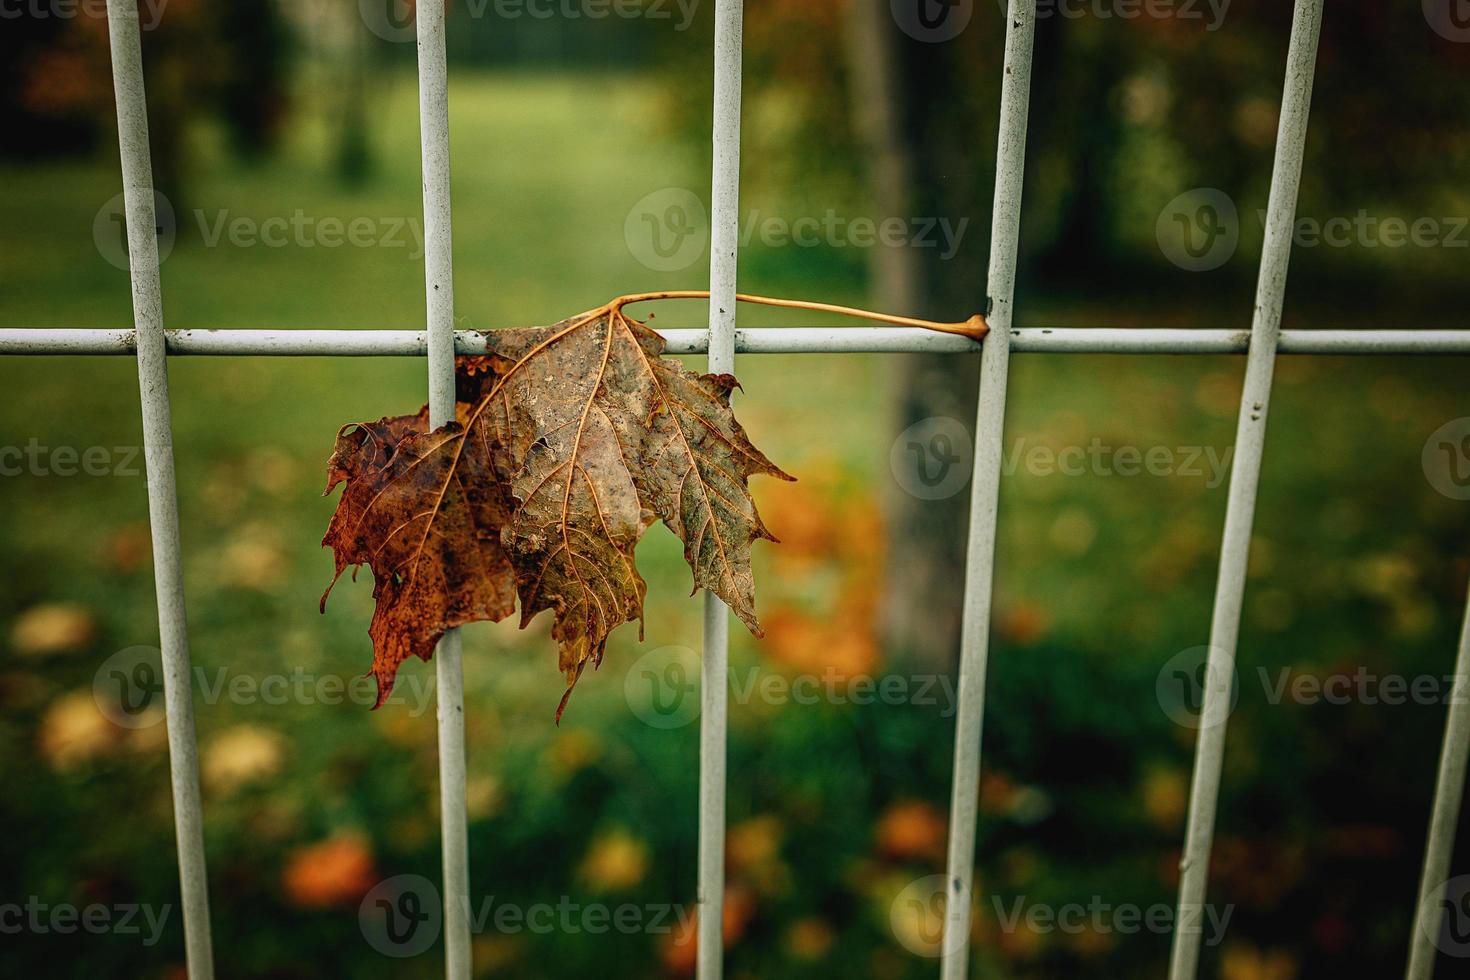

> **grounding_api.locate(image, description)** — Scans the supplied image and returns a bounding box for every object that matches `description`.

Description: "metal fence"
[2,0,1468,978]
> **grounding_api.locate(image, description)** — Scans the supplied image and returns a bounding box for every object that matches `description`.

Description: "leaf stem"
[609,291,989,342]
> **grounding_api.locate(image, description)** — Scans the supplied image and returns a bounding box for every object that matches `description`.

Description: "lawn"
[1,71,1467,978]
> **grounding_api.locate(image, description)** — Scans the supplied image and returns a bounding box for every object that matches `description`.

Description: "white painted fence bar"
[414,2,473,977]
[1406,580,1470,980]
[5,327,1470,357]
[699,2,744,976]
[102,1,215,976]
[1168,2,1325,978]
[940,2,1037,978]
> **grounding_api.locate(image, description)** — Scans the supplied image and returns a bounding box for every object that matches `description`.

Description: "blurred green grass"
[1,72,1468,978]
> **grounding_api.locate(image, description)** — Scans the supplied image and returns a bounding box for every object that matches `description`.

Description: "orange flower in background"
[281,832,377,908]
[978,772,1053,825]
[875,800,947,863]
[1066,924,1117,958]
[727,815,783,872]
[106,523,152,573]
[752,463,884,680]
[1140,766,1190,831]
[759,608,879,681]
[547,727,601,780]
[979,771,1019,814]
[754,471,836,569]
[785,916,834,961]
[726,815,791,896]
[661,911,698,976]
[997,600,1050,646]
[1220,944,1299,980]
[1210,836,1306,908]
[659,887,754,976]
[578,828,650,892]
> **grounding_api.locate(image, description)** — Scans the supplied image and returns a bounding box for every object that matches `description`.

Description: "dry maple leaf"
[321,405,519,704]
[321,292,987,719]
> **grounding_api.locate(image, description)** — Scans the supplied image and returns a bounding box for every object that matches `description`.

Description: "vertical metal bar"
[938,3,1036,978]
[1406,580,1470,980]
[1167,2,1324,977]
[102,2,214,976]
[698,2,743,977]
[414,3,471,977]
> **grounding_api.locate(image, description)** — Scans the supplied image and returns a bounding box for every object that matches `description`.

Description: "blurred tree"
[659,0,1470,669]
[0,13,105,158]
[845,0,984,672]
[336,25,375,185]
[215,0,290,160]
[2,0,291,210]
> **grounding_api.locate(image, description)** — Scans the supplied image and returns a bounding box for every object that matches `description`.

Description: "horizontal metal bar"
[2,327,1467,357]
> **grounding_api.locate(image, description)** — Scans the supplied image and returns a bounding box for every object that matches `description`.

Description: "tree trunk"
[843,0,981,674]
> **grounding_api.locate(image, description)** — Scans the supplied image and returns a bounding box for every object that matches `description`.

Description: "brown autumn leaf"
[321,298,796,719]
[321,292,986,719]
[321,405,519,706]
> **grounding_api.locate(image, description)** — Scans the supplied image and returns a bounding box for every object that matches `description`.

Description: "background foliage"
[1,2,1467,978]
